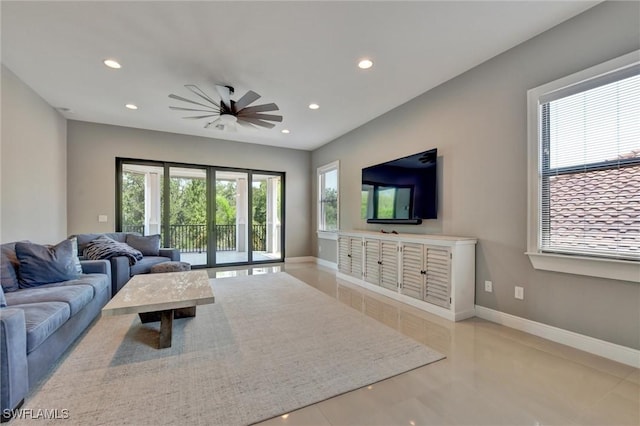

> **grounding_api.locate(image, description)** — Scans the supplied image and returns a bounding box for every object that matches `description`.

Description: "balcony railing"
[122,224,267,252]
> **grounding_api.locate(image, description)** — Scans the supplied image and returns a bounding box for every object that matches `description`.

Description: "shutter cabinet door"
[400,243,424,299]
[364,239,380,285]
[424,246,451,308]
[379,240,399,291]
[349,237,363,278]
[338,236,351,275]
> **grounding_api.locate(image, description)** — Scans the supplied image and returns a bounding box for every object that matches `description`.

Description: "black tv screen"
[361,148,437,224]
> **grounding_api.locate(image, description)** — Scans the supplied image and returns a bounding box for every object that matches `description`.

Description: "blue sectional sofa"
[0,241,111,420]
[73,232,180,296]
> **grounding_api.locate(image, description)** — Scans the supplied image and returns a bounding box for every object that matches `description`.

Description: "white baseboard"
[315,258,338,270]
[475,305,640,368]
[284,256,316,263]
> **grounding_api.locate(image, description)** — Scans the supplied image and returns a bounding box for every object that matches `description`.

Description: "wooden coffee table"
[102,270,215,349]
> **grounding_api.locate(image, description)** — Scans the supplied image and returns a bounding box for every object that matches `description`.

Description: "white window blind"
[539,69,640,260]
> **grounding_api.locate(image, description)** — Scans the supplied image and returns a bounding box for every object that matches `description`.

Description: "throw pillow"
[1,242,22,292]
[15,239,81,288]
[83,235,143,266]
[69,237,83,275]
[0,284,7,308]
[125,234,161,256]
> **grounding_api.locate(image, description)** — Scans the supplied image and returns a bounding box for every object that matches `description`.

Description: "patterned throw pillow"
[15,239,81,288]
[83,235,143,266]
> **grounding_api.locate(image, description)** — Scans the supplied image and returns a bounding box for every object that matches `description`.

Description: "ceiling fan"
[169,85,282,131]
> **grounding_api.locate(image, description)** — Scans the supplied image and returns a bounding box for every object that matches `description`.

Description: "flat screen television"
[361,148,437,224]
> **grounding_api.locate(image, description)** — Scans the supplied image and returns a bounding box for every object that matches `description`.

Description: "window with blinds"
[538,68,640,261]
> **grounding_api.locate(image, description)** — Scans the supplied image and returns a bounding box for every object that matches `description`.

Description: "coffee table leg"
[158,310,174,349]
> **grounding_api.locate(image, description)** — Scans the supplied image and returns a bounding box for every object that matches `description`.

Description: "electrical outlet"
[515,286,524,300]
[484,280,493,292]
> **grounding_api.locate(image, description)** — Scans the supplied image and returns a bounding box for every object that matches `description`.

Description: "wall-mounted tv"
[361,148,437,224]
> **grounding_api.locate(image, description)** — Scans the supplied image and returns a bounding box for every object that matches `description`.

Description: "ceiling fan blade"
[170,106,219,113]
[185,85,220,108]
[215,85,232,109]
[236,120,259,131]
[238,117,276,129]
[234,90,261,111]
[169,94,214,109]
[239,113,283,122]
[237,103,279,115]
[183,114,219,120]
[204,118,221,129]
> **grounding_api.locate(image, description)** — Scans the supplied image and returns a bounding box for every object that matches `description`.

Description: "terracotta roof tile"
[546,151,640,257]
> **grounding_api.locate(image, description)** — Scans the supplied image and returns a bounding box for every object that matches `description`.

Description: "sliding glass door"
[252,174,282,262]
[168,167,208,267]
[120,163,164,236]
[117,159,284,268]
[215,170,249,265]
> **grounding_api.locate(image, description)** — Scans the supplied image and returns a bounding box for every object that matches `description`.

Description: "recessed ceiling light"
[125,104,138,110]
[103,59,121,69]
[308,103,319,110]
[358,59,373,69]
[281,129,290,134]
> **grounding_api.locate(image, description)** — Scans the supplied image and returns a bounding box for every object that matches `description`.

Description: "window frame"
[526,50,640,283]
[317,160,339,236]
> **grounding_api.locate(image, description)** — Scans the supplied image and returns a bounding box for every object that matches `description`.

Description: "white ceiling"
[1,1,599,151]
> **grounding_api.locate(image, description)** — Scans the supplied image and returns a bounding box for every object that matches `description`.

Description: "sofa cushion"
[129,256,171,276]
[4,285,93,316]
[10,302,71,354]
[126,234,161,256]
[1,242,22,292]
[38,274,110,298]
[15,240,81,288]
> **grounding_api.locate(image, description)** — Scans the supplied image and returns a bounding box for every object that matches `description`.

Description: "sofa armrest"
[159,248,181,261]
[110,256,131,296]
[80,259,111,276]
[0,308,28,414]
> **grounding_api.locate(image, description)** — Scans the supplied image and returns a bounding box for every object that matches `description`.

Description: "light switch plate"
[515,286,524,300]
[98,215,108,223]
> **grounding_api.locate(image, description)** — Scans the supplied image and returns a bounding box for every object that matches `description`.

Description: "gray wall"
[1,65,67,244]
[67,121,311,258]
[312,2,640,349]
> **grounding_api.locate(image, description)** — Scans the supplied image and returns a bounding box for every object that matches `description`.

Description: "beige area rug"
[18,272,444,425]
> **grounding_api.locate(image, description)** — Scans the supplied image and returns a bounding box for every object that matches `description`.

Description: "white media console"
[337,230,477,321]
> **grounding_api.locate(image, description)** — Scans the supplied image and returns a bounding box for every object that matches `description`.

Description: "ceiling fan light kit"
[169,84,282,132]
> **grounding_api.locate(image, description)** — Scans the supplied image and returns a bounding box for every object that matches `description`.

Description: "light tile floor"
[206,262,639,426]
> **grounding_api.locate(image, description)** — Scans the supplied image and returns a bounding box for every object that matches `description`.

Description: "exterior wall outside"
[67,121,312,258]
[311,2,640,349]
[1,65,67,244]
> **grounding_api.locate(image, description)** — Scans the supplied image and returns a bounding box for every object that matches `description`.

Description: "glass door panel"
[252,174,282,262]
[168,167,207,267]
[121,163,164,237]
[215,170,249,265]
